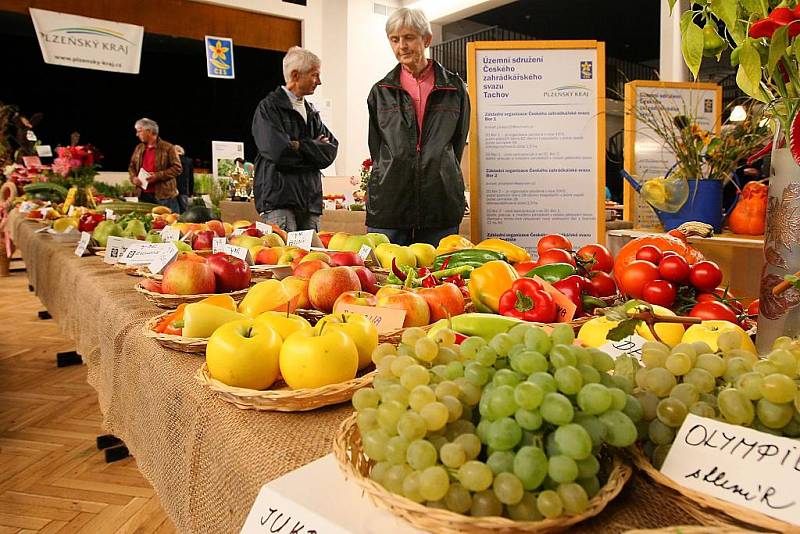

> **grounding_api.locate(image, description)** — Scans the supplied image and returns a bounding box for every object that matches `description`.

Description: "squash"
[613,232,704,287]
[727,181,768,235]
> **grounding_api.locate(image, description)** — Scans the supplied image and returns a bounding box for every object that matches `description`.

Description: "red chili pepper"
[421,274,438,288]
[552,278,584,316]
[443,274,465,287]
[440,257,451,270]
[391,257,407,281]
[454,332,468,345]
[498,278,557,322]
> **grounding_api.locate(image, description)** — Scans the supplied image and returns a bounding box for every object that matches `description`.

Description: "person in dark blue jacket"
[251,47,338,232]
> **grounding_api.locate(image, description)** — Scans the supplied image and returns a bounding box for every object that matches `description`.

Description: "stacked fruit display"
[141,252,251,295]
[351,322,639,519]
[632,332,800,467]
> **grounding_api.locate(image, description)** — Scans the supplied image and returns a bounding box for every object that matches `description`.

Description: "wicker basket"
[142,312,207,354]
[333,413,632,533]
[629,446,796,533]
[624,528,765,534]
[134,283,250,309]
[195,363,376,412]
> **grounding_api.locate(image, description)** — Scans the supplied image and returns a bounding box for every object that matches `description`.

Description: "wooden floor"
[0,260,176,533]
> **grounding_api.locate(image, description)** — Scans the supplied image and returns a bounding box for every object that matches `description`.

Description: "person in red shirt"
[128,118,182,212]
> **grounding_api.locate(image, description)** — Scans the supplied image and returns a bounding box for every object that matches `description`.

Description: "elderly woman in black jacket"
[366,8,470,246]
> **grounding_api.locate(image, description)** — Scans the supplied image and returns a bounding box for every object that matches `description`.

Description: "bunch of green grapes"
[636,332,800,468]
[351,323,640,520]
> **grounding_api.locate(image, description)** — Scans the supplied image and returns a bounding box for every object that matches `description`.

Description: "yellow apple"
[232,220,252,229]
[279,328,359,389]
[206,319,282,390]
[409,243,436,268]
[253,311,312,340]
[682,321,757,354]
[627,303,685,348]
[299,252,331,265]
[314,313,378,370]
[577,316,621,348]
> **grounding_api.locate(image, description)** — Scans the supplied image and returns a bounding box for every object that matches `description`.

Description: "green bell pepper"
[524,263,576,283]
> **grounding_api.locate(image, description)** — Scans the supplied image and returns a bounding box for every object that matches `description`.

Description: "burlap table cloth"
[10,209,708,533]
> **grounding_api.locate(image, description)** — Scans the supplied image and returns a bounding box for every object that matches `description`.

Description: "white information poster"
[624,81,720,228]
[469,41,605,254]
[212,140,245,180]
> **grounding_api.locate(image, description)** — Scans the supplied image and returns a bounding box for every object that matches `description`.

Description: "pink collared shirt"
[400,60,434,133]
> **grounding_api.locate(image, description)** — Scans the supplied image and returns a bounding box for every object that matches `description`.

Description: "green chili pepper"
[449,313,524,341]
[525,263,576,283]
[432,249,506,271]
[430,265,474,279]
[581,294,608,313]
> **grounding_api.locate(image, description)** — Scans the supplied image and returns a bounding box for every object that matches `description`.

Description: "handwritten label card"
[74,232,91,257]
[105,209,116,221]
[661,414,800,526]
[67,205,76,217]
[212,237,227,254]
[36,145,53,158]
[222,244,253,265]
[148,243,179,274]
[160,226,180,242]
[119,242,170,265]
[596,333,647,362]
[255,222,273,235]
[201,194,213,208]
[103,237,139,264]
[357,244,378,264]
[286,230,314,250]
[334,304,406,334]
[231,228,247,236]
[532,275,577,322]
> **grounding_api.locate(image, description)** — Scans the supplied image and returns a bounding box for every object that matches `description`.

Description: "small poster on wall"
[211,141,245,180]
[205,35,235,79]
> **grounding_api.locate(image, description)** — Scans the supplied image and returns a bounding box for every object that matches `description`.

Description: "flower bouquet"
[50,144,102,209]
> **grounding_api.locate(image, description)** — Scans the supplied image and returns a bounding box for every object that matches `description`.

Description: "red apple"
[140,278,163,293]
[417,283,465,322]
[318,231,334,248]
[352,266,378,294]
[244,228,264,238]
[162,259,216,295]
[255,247,282,265]
[152,218,168,230]
[206,220,225,237]
[333,291,378,313]
[207,253,252,292]
[308,266,362,312]
[329,251,365,267]
[376,287,430,327]
[282,275,311,309]
[293,259,331,280]
[192,230,216,251]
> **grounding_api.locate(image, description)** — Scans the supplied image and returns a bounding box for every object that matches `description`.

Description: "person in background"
[174,145,194,213]
[251,46,338,232]
[128,118,182,212]
[234,157,254,177]
[365,8,470,246]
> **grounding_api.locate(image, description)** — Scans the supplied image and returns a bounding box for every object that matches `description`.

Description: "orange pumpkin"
[728,181,768,235]
[613,233,704,287]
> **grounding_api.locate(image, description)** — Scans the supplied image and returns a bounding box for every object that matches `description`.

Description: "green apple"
[327,232,351,251]
[342,234,373,253]
[409,243,436,268]
[366,232,391,248]
[171,240,192,253]
[146,230,163,243]
[206,319,283,390]
[230,235,265,250]
[375,243,416,269]
[122,219,147,239]
[92,220,123,247]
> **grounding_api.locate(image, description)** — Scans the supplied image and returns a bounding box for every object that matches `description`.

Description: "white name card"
[212,237,227,254]
[255,222,273,235]
[160,226,180,242]
[36,144,53,158]
[119,242,170,265]
[661,414,800,526]
[334,303,406,334]
[232,228,247,236]
[103,236,139,264]
[105,209,116,221]
[67,205,76,217]
[202,194,213,208]
[148,243,179,274]
[357,244,378,264]
[223,244,253,265]
[74,232,91,257]
[596,333,647,362]
[286,230,314,250]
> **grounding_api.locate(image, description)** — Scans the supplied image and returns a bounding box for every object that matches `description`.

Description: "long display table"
[9,209,710,533]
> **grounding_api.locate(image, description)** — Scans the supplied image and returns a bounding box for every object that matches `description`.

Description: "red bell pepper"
[498,278,557,322]
[552,278,584,316]
[78,212,105,233]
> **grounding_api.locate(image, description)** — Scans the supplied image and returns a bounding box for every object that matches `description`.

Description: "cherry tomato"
[635,245,663,265]
[696,288,743,313]
[618,260,660,299]
[661,250,679,258]
[689,260,723,291]
[576,244,614,273]
[537,234,573,256]
[641,279,677,307]
[537,248,576,267]
[746,299,759,316]
[513,260,539,277]
[689,300,739,324]
[658,254,690,283]
[588,271,617,297]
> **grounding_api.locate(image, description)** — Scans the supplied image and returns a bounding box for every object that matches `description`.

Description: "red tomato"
[513,260,539,277]
[641,280,677,307]
[618,260,660,299]
[689,301,739,324]
[661,250,679,258]
[746,299,759,316]
[689,261,723,291]
[635,245,663,265]
[576,244,614,273]
[588,271,617,297]
[537,248,576,267]
[696,288,743,313]
[658,254,690,283]
[537,234,573,256]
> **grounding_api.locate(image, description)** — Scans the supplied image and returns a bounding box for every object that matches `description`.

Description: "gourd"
[728,181,768,235]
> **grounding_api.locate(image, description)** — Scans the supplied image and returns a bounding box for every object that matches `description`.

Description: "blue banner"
[205,35,234,79]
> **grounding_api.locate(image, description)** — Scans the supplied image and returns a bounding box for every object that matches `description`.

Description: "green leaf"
[667,0,678,13]
[740,0,765,17]
[792,36,800,65]
[785,274,800,289]
[768,24,789,77]
[729,22,746,46]
[710,0,737,30]
[682,21,705,79]
[606,319,641,342]
[680,10,694,36]
[737,41,767,102]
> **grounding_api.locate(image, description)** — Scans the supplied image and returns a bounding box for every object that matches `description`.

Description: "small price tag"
[255,221,273,234]
[74,232,91,257]
[212,237,227,254]
[224,244,253,265]
[39,206,50,218]
[334,303,406,334]
[103,236,138,264]
[286,230,314,250]
[357,244,378,264]
[67,205,76,217]
[323,199,337,211]
[123,197,139,203]
[26,130,37,142]
[160,226,180,242]
[105,209,116,221]
[596,334,647,362]
[36,145,53,158]
[148,243,179,274]
[532,275,577,323]
[661,415,800,526]
[231,227,246,236]
[118,242,168,265]
[201,194,213,208]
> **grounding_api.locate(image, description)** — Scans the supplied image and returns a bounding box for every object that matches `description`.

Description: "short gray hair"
[386,8,432,38]
[282,46,321,84]
[135,117,159,135]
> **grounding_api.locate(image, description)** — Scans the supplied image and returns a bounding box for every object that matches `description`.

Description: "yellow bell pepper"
[238,280,294,318]
[182,303,247,338]
[198,294,237,311]
[468,260,519,313]
[435,234,474,256]
[475,238,531,263]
